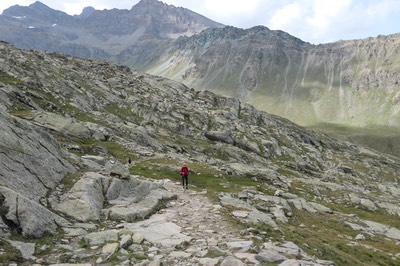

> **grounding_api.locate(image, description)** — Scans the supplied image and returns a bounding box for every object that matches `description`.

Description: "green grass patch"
[78,238,90,249]
[59,137,137,163]
[204,248,227,258]
[105,103,132,119]
[309,123,400,158]
[129,158,261,196]
[327,203,400,229]
[277,167,301,178]
[255,211,398,266]
[9,104,33,116]
[0,71,23,85]
[60,170,85,191]
[61,103,99,124]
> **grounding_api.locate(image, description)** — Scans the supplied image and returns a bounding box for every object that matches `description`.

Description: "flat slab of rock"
[232,211,249,218]
[102,242,119,255]
[219,193,252,210]
[63,228,87,237]
[83,230,119,246]
[255,250,287,263]
[128,221,191,247]
[226,240,254,252]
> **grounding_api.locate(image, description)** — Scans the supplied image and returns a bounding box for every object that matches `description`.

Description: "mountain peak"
[138,0,163,5]
[3,1,55,17]
[78,6,95,19]
[133,0,167,9]
[29,1,52,11]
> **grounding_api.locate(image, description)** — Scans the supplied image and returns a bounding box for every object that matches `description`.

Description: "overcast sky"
[1,0,399,44]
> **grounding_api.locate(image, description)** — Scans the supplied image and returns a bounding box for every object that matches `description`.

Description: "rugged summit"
[0,41,400,265]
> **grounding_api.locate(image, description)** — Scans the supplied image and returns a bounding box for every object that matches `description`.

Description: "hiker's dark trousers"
[181,174,188,188]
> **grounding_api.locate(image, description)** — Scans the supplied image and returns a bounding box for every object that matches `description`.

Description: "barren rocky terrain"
[0,41,400,265]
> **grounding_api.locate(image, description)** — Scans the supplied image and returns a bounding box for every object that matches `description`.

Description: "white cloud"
[203,0,261,18]
[269,2,302,30]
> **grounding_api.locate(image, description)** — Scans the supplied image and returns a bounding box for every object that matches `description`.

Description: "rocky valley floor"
[4,176,334,266]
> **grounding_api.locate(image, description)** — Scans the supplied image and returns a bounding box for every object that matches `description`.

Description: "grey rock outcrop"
[52,173,176,223]
[0,112,74,201]
[0,186,70,237]
[52,172,109,222]
[204,131,234,144]
[103,177,176,222]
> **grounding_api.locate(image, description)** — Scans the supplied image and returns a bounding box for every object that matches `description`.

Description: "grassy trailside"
[130,156,400,266]
[309,123,400,158]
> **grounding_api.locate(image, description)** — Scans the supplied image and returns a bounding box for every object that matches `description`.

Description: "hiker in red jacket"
[180,162,189,190]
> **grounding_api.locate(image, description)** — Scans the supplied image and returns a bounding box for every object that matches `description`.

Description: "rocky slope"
[0,42,400,265]
[145,26,400,129]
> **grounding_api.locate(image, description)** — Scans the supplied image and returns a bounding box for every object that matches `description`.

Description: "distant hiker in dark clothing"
[128,158,132,164]
[180,162,189,190]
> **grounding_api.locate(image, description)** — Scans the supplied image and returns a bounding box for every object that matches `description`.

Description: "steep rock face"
[0,111,74,201]
[146,26,400,128]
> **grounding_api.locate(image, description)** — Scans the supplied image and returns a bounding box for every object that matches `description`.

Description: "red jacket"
[180,166,189,175]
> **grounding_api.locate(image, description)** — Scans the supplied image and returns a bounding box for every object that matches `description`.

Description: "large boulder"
[52,172,110,222]
[204,131,234,144]
[103,177,176,222]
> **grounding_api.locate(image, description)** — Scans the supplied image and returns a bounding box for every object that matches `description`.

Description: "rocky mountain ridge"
[1,0,399,133]
[0,0,223,58]
[0,41,400,265]
[145,26,400,128]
